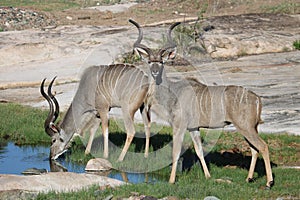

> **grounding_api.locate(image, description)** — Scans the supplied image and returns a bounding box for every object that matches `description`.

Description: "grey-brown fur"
[41,64,151,161]
[130,19,274,188]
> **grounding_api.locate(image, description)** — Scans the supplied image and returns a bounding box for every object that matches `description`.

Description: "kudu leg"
[169,127,185,184]
[246,146,259,182]
[141,106,151,158]
[118,109,136,161]
[99,112,109,158]
[85,117,101,154]
[239,127,274,188]
[189,130,211,178]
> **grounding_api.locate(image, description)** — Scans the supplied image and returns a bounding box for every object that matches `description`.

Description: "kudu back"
[41,64,151,161]
[129,19,274,188]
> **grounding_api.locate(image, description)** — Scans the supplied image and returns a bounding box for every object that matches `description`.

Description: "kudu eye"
[59,138,64,143]
[51,138,56,144]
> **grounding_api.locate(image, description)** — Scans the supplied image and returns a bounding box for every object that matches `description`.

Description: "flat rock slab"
[0,14,299,135]
[87,2,137,13]
[0,172,125,195]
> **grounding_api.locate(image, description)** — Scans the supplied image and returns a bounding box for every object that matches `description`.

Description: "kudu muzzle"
[150,62,164,85]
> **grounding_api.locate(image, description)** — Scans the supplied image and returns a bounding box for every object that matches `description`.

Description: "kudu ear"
[161,47,177,63]
[134,47,150,62]
[49,123,59,134]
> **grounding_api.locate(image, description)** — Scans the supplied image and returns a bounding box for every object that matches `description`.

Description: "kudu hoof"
[265,180,274,190]
[247,177,256,183]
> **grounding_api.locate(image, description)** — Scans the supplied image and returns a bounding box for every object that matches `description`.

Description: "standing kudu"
[41,64,152,161]
[129,19,274,188]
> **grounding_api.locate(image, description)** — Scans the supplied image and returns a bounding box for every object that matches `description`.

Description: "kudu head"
[40,77,68,160]
[129,19,180,85]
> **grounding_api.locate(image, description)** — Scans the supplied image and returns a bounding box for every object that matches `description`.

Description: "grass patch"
[0,0,80,11]
[0,103,50,145]
[293,40,300,50]
[1,103,299,199]
[37,165,300,199]
[0,0,156,13]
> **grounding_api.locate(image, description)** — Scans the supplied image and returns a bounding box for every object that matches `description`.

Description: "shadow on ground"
[79,131,277,180]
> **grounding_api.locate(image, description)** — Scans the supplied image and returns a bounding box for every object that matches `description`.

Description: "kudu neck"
[59,104,76,136]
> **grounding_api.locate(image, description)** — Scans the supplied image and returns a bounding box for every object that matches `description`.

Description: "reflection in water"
[50,159,68,172]
[0,142,164,183]
[0,142,85,174]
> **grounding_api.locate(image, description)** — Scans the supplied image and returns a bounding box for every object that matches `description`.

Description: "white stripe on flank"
[199,87,207,116]
[97,68,109,103]
[256,97,260,122]
[221,88,225,121]
[239,87,246,105]
[120,67,135,98]
[114,65,126,92]
[110,65,119,92]
[234,87,240,104]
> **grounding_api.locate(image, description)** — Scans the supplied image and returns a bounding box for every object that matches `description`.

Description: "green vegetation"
[0,0,135,11]
[293,40,300,50]
[36,166,300,199]
[118,52,142,64]
[197,2,208,19]
[1,103,299,199]
[0,0,80,11]
[169,23,208,57]
[0,103,50,145]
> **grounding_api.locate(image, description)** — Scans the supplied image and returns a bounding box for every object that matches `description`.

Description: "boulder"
[85,158,113,172]
[0,172,125,199]
[21,168,48,175]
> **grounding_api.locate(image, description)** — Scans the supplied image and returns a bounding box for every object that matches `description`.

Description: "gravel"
[0,6,56,31]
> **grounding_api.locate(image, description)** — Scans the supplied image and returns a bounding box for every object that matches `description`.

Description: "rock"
[0,172,125,199]
[86,2,137,14]
[21,168,47,175]
[85,158,113,172]
[215,178,233,184]
[127,195,158,200]
[159,196,180,200]
[0,190,38,200]
[204,196,221,200]
[0,14,299,135]
[198,14,299,58]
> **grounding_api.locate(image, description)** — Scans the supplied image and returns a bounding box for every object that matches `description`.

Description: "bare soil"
[48,0,299,27]
[4,0,298,29]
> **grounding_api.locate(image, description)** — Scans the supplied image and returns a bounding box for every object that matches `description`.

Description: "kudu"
[40,64,151,161]
[129,19,274,188]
